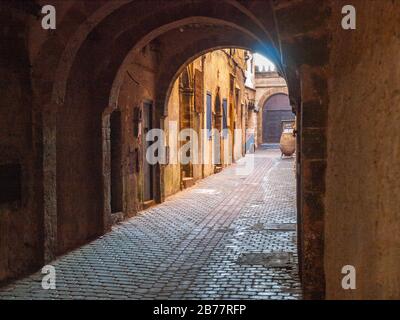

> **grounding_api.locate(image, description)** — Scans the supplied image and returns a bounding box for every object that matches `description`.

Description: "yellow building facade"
[163,49,254,197]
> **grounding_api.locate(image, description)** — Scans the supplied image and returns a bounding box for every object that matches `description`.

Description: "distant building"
[254,68,291,147]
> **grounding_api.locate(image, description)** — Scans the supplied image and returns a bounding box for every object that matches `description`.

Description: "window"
[222,98,228,138]
[206,93,212,139]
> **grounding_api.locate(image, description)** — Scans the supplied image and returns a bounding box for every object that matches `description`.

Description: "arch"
[264,92,291,111]
[22,0,329,300]
[261,93,294,143]
[257,87,289,112]
[108,16,281,112]
[31,1,283,111]
[156,33,274,117]
[256,88,290,146]
[50,3,284,255]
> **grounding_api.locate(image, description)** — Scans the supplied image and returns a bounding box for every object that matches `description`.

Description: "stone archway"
[1,0,333,299]
[28,1,285,260]
[256,89,290,146]
[53,7,326,299]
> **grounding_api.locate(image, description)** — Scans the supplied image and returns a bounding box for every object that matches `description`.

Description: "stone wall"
[325,0,400,299]
[0,8,43,284]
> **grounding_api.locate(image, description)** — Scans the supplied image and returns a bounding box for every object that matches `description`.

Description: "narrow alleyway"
[0,148,301,300]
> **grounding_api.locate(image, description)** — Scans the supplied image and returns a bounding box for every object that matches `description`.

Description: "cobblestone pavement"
[0,148,302,300]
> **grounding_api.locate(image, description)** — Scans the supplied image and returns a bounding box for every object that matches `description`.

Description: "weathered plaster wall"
[325,0,400,299]
[56,40,158,253]
[202,50,247,166]
[164,80,182,198]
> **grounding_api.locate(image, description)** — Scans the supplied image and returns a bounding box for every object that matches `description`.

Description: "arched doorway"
[262,93,294,143]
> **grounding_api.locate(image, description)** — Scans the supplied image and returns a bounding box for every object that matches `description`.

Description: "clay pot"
[280,131,295,157]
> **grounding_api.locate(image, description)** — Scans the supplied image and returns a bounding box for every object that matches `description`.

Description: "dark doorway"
[222,98,228,136]
[143,101,154,202]
[110,110,123,213]
[262,94,294,143]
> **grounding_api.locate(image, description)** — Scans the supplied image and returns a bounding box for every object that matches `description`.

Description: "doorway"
[143,101,154,202]
[110,110,123,214]
[262,94,295,143]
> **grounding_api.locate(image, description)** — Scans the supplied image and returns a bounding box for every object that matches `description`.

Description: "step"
[182,177,195,189]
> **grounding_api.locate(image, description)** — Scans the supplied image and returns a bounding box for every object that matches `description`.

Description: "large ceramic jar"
[280,120,296,157]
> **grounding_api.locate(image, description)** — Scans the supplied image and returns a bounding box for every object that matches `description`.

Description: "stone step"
[214,166,223,174]
[143,199,156,209]
[182,177,195,189]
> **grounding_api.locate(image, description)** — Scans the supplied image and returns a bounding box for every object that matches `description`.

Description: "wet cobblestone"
[0,149,301,300]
